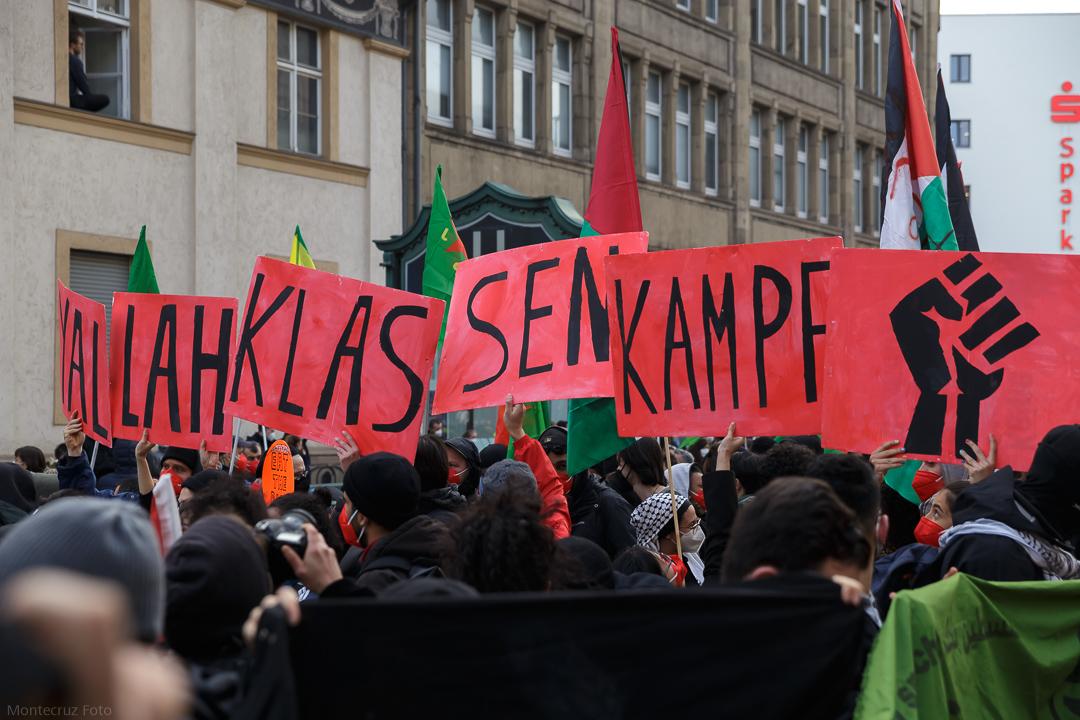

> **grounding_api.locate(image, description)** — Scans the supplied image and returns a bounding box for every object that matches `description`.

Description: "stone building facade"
[400,0,940,252]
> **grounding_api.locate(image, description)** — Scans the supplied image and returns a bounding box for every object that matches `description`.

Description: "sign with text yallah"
[226,257,442,459]
[57,280,112,446]
[110,293,238,452]
[603,237,840,437]
[433,232,648,413]
[822,249,1080,469]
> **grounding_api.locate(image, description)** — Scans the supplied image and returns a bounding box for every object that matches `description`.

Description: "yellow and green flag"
[289,225,316,269]
[128,225,159,294]
[421,165,468,345]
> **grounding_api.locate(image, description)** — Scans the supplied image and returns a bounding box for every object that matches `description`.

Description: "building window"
[964,184,971,208]
[774,0,786,54]
[950,54,971,83]
[705,93,719,196]
[513,21,535,146]
[676,0,690,10]
[706,0,718,22]
[277,20,321,155]
[854,143,865,232]
[910,24,919,66]
[622,59,632,122]
[426,0,453,125]
[854,1,864,90]
[797,125,808,217]
[773,116,786,211]
[69,0,131,119]
[471,7,496,137]
[552,35,573,157]
[797,0,809,63]
[872,6,882,95]
[951,119,971,148]
[818,132,830,223]
[871,149,883,235]
[818,0,829,72]
[645,71,662,181]
[750,109,762,207]
[70,249,130,342]
[675,83,691,189]
[751,0,763,43]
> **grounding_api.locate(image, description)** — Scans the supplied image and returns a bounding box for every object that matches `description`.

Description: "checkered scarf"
[631,491,688,551]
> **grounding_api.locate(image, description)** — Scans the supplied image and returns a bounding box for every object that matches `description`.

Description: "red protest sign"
[110,293,238,452]
[433,232,649,413]
[226,257,442,460]
[602,237,841,437]
[57,280,112,447]
[821,249,1078,470]
[262,439,295,504]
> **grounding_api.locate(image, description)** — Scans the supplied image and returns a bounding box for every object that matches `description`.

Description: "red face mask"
[161,471,182,498]
[448,467,464,486]
[338,505,363,547]
[912,470,945,502]
[689,489,707,511]
[914,516,945,547]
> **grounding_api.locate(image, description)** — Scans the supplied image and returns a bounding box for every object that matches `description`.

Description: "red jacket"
[513,435,572,540]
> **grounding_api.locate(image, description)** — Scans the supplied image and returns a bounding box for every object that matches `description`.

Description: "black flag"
[935,68,980,251]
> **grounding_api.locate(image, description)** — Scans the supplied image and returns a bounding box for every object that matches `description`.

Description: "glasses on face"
[680,518,701,534]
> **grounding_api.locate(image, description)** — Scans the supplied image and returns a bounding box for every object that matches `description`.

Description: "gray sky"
[941,0,1080,14]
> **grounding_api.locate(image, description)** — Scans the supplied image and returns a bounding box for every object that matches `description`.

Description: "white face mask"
[680,524,705,554]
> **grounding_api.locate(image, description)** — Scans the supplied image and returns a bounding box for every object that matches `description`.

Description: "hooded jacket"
[0,463,35,525]
[565,472,635,558]
[445,437,482,498]
[322,515,449,598]
[418,485,467,526]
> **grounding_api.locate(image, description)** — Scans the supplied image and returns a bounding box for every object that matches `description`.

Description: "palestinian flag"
[422,165,468,346]
[290,225,317,268]
[566,27,639,477]
[934,68,979,251]
[879,0,957,251]
[495,400,551,457]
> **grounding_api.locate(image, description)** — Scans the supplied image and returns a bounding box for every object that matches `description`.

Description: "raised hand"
[135,429,156,460]
[869,440,906,481]
[503,394,527,441]
[959,435,996,483]
[63,413,86,458]
[332,431,361,471]
[199,439,223,471]
[715,423,745,472]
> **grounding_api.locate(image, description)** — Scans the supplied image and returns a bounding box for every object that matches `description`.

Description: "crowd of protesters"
[2,393,1079,718]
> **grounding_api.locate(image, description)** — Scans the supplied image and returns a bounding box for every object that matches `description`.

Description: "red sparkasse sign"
[110,292,238,452]
[57,280,112,447]
[226,257,442,460]
[432,232,649,413]
[821,248,1080,469]
[602,237,840,437]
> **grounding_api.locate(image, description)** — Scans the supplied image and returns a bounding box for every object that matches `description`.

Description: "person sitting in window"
[69,29,110,113]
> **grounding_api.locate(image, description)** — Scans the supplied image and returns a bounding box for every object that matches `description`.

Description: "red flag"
[584,28,642,235]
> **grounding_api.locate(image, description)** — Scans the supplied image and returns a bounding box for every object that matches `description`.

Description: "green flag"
[128,225,159,294]
[290,225,316,269]
[856,573,1080,719]
[421,165,468,344]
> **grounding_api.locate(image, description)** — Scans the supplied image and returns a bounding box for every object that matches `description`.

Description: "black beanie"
[180,469,225,495]
[479,444,508,470]
[342,453,420,531]
[165,516,271,661]
[161,446,202,475]
[1016,425,1080,541]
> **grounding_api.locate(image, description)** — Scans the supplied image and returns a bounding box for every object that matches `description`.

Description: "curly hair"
[759,441,817,485]
[447,481,555,593]
[183,476,268,528]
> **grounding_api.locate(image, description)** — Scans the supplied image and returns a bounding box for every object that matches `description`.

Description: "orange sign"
[261,439,295,504]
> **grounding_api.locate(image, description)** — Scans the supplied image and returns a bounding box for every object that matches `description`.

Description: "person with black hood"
[446,436,482,498]
[283,452,450,597]
[926,425,1080,582]
[0,463,36,526]
[413,435,466,524]
[165,515,272,719]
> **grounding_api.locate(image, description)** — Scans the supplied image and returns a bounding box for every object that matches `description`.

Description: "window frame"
[797,0,809,64]
[276,20,323,156]
[818,132,830,224]
[951,119,971,148]
[704,92,719,196]
[910,24,919,67]
[750,108,762,207]
[513,20,536,147]
[818,0,829,73]
[645,70,663,182]
[871,149,883,236]
[706,0,719,22]
[854,143,865,233]
[773,116,786,212]
[872,5,882,96]
[751,0,763,44]
[797,124,808,218]
[675,81,691,189]
[69,0,132,120]
[950,54,971,83]
[775,0,787,55]
[471,6,496,138]
[676,0,691,11]
[426,0,454,127]
[551,34,573,158]
[854,1,864,90]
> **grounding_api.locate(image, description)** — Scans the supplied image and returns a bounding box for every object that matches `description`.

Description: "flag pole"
[89,441,99,470]
[662,436,683,559]
[261,425,269,452]
[228,417,240,475]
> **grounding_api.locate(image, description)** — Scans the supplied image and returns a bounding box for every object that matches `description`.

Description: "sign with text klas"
[226,257,442,460]
[110,292,238,452]
[603,237,841,437]
[432,232,649,413]
[57,280,112,447]
[822,248,1079,470]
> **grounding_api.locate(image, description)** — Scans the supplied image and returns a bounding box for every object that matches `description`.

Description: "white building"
[0,0,407,454]
[937,10,1080,254]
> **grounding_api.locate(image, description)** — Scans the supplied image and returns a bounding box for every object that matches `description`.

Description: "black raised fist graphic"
[890,254,1039,458]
